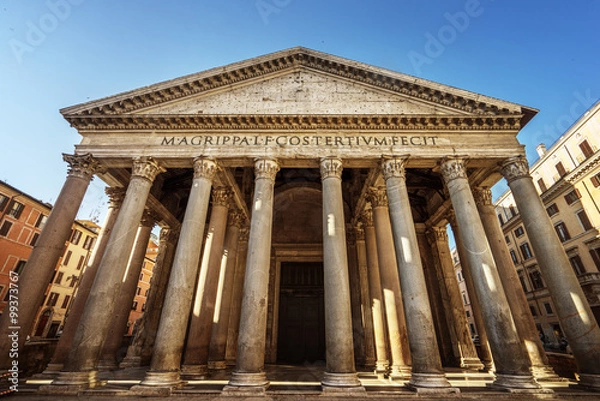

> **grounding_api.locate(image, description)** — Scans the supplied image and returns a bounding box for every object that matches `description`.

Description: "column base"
[225,371,269,388]
[406,372,458,394]
[137,370,184,388]
[181,364,209,379]
[374,359,389,374]
[362,357,376,371]
[460,357,485,371]
[386,365,411,379]
[490,373,552,394]
[38,371,104,395]
[321,372,364,393]
[531,364,567,382]
[96,357,119,371]
[576,373,600,392]
[119,355,141,369]
[208,360,227,370]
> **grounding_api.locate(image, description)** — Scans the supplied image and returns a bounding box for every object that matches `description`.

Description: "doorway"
[277,262,325,364]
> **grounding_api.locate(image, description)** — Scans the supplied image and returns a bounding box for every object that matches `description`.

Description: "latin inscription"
[161,135,438,147]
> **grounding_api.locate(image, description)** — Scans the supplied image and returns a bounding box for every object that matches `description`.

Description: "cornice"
[541,151,600,203]
[65,114,522,131]
[60,49,532,121]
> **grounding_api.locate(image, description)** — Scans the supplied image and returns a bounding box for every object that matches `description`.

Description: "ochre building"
[1,48,599,395]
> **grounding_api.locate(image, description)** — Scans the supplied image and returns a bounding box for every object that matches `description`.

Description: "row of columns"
[2,153,599,395]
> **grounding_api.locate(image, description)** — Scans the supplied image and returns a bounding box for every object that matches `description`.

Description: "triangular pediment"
[61,47,537,129]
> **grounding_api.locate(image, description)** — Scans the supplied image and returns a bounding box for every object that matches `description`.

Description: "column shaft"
[355,228,376,369]
[0,154,102,369]
[225,230,249,365]
[347,232,366,366]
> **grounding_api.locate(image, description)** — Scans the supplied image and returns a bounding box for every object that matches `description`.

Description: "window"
[555,162,567,177]
[569,255,586,275]
[497,213,505,225]
[509,205,517,218]
[139,273,144,281]
[14,260,26,275]
[0,221,13,236]
[544,302,554,315]
[132,301,138,311]
[145,289,149,296]
[546,203,559,216]
[457,272,462,282]
[529,270,545,290]
[591,172,600,187]
[29,232,40,246]
[554,222,571,242]
[136,287,141,295]
[505,235,510,244]
[529,305,538,316]
[70,230,82,245]
[518,271,529,292]
[69,275,77,287]
[76,255,85,270]
[579,140,594,159]
[462,292,468,305]
[514,226,525,237]
[6,201,25,219]
[35,214,48,229]
[591,248,600,270]
[55,272,64,284]
[520,243,533,260]
[46,292,59,307]
[577,210,593,231]
[465,310,470,318]
[82,235,95,250]
[62,250,72,266]
[510,249,519,264]
[564,189,582,205]
[0,193,8,212]
[537,178,548,193]
[142,303,146,312]
[61,295,71,309]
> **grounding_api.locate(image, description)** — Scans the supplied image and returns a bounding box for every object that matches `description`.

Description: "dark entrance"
[277,262,325,364]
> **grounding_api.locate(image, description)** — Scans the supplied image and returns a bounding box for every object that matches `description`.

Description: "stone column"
[135,157,216,390]
[225,228,249,365]
[473,187,560,381]
[440,156,540,392]
[346,229,366,367]
[368,187,411,379]
[45,157,163,392]
[361,210,389,373]
[44,187,124,374]
[98,209,156,370]
[501,156,600,390]
[0,154,103,370]
[381,157,455,393]
[428,226,483,370]
[182,187,232,377]
[225,158,279,394]
[121,227,179,368]
[319,157,363,392]
[449,216,494,372]
[208,211,244,370]
[355,227,376,370]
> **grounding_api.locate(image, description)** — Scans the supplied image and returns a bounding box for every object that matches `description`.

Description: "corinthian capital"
[319,157,343,180]
[141,209,160,227]
[440,156,467,184]
[63,153,105,180]
[501,156,530,183]
[361,208,374,228]
[212,187,232,208]
[105,187,125,208]
[254,158,279,181]
[381,156,408,181]
[354,226,365,241]
[367,186,388,208]
[426,226,448,245]
[472,187,493,207]
[132,157,164,182]
[228,209,245,228]
[193,157,218,181]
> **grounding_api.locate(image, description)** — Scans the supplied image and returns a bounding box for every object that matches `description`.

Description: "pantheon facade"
[1,48,599,395]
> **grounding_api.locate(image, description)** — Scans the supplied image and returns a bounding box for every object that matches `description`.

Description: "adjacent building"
[494,100,600,347]
[127,236,158,336]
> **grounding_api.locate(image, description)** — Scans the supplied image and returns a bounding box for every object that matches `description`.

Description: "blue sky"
[1,0,599,222]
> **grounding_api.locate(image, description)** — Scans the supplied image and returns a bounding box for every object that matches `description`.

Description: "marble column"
[440,156,540,392]
[120,227,179,368]
[208,211,244,370]
[135,157,216,390]
[46,157,163,392]
[428,226,483,370]
[501,156,600,391]
[225,158,279,393]
[368,187,411,378]
[449,216,494,372]
[319,157,363,392]
[473,187,560,381]
[0,154,103,370]
[44,187,124,374]
[381,157,455,393]
[347,229,366,367]
[355,227,376,370]
[225,228,249,365]
[98,209,156,370]
[362,210,389,373]
[182,186,232,377]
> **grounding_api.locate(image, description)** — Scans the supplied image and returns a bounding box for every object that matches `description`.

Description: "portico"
[6,48,598,396]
